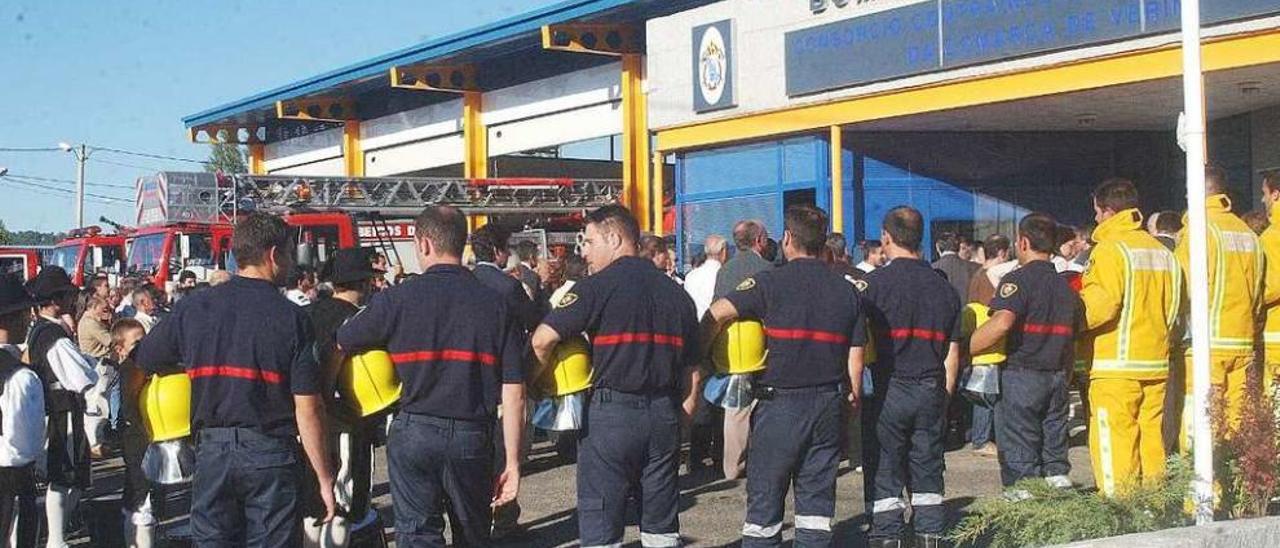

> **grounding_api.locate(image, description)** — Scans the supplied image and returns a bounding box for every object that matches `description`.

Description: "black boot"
[913,533,952,548]
[867,537,904,548]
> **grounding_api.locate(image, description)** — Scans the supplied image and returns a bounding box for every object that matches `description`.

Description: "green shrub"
[949,457,1194,547]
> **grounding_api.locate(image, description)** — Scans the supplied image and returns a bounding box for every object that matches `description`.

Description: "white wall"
[264,127,344,174]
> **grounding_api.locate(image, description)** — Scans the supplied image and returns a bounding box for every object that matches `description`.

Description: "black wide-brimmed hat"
[324,248,382,285]
[25,266,79,302]
[0,273,37,316]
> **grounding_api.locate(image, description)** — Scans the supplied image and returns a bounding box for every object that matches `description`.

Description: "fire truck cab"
[0,247,44,282]
[46,227,127,287]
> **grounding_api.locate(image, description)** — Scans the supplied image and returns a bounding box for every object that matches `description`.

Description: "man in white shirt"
[0,275,45,547]
[131,287,159,332]
[684,235,727,319]
[856,239,885,274]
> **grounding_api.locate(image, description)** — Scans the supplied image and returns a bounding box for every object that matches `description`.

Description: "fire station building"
[184,0,1280,267]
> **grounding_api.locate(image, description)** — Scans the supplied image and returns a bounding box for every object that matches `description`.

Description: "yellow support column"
[248,143,265,175]
[829,126,843,233]
[652,151,665,237]
[343,120,364,177]
[621,53,651,232]
[463,91,488,229]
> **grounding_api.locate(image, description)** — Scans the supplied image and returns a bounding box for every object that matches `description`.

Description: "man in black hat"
[25,266,98,548]
[302,248,381,547]
[0,274,45,547]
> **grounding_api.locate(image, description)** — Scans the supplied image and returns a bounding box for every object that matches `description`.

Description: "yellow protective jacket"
[1081,208,1182,379]
[1259,206,1280,357]
[1175,194,1263,357]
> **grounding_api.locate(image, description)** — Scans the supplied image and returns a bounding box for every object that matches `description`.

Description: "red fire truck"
[45,227,128,286]
[130,171,620,287]
[0,247,45,282]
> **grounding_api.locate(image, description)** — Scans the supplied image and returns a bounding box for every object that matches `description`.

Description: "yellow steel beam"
[463,91,489,229]
[389,64,478,93]
[343,120,364,177]
[829,125,843,234]
[276,96,357,122]
[621,53,651,231]
[656,29,1280,152]
[653,151,665,237]
[189,124,267,144]
[248,144,265,175]
[541,23,642,56]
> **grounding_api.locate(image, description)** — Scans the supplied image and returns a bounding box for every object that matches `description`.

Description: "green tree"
[0,219,10,246]
[204,142,248,174]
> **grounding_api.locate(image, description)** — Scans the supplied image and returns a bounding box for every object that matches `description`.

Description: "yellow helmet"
[713,319,768,375]
[962,302,1006,365]
[540,336,592,396]
[141,372,192,443]
[339,350,402,417]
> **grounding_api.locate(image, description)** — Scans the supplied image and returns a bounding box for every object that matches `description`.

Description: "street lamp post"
[59,142,90,229]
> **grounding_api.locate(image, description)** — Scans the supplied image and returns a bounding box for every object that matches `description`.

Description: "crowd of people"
[0,166,1277,547]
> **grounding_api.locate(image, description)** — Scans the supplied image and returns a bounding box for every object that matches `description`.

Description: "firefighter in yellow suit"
[1258,172,1280,402]
[1080,178,1182,497]
[1175,167,1263,446]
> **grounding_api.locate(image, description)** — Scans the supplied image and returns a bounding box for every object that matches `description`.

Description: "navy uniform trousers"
[387,413,494,548]
[578,389,681,548]
[192,427,302,548]
[994,368,1071,487]
[868,377,948,539]
[742,384,844,547]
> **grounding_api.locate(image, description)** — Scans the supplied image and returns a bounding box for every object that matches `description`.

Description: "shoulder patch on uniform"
[999,282,1018,299]
[558,292,579,308]
[736,277,756,291]
[849,277,869,292]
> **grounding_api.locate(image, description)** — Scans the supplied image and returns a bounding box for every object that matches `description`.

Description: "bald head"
[703,234,728,263]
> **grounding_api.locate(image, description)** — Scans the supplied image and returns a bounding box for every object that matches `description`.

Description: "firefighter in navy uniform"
[702,205,866,547]
[337,206,526,548]
[531,205,700,548]
[136,213,336,548]
[859,207,963,548]
[970,213,1082,490]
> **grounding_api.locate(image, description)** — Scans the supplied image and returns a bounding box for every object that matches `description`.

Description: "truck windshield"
[46,244,82,273]
[127,234,166,275]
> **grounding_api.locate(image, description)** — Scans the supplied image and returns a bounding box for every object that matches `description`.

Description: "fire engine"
[0,246,46,282]
[129,171,621,287]
[45,226,128,287]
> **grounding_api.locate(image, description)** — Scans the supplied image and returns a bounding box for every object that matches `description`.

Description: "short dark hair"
[639,234,668,258]
[1264,171,1280,193]
[1205,165,1229,195]
[88,277,109,291]
[289,265,315,287]
[826,232,849,259]
[1155,210,1183,234]
[470,225,511,264]
[414,205,467,258]
[233,212,291,267]
[1055,224,1077,249]
[177,270,197,282]
[882,206,924,251]
[934,232,960,253]
[982,234,1010,258]
[585,205,641,247]
[860,239,882,252]
[784,205,828,256]
[1092,178,1139,213]
[732,220,766,250]
[1018,213,1059,254]
[562,254,588,282]
[515,240,539,262]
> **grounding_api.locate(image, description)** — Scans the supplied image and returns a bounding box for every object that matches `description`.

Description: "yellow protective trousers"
[1088,377,1167,497]
[1181,353,1252,449]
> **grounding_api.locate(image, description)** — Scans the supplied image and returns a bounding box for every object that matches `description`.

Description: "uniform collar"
[427,264,469,274]
[233,275,280,290]
[1092,208,1144,243]
[1024,259,1056,271]
[1271,203,1280,227]
[1179,194,1233,226]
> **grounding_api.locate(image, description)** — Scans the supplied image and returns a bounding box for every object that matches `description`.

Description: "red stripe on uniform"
[390,349,497,366]
[594,332,685,347]
[764,327,849,345]
[889,328,946,342]
[188,365,283,385]
[1022,323,1073,336]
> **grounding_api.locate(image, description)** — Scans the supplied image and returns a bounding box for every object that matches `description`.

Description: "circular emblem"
[852,279,869,292]
[736,277,756,291]
[999,283,1018,299]
[698,25,728,106]
[558,292,579,308]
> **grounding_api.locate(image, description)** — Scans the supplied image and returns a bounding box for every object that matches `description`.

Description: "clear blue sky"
[0,0,547,232]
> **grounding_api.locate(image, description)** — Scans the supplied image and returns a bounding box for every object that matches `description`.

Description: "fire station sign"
[692,20,736,113]
[785,0,1280,97]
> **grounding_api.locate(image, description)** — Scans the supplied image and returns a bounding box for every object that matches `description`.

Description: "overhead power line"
[93,146,204,165]
[0,177,130,204]
[5,172,135,190]
[0,146,63,153]
[88,157,173,171]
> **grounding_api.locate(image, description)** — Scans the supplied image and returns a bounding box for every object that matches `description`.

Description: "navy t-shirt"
[137,276,321,439]
[542,256,699,394]
[724,258,866,388]
[858,258,963,379]
[336,264,524,421]
[989,260,1082,371]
